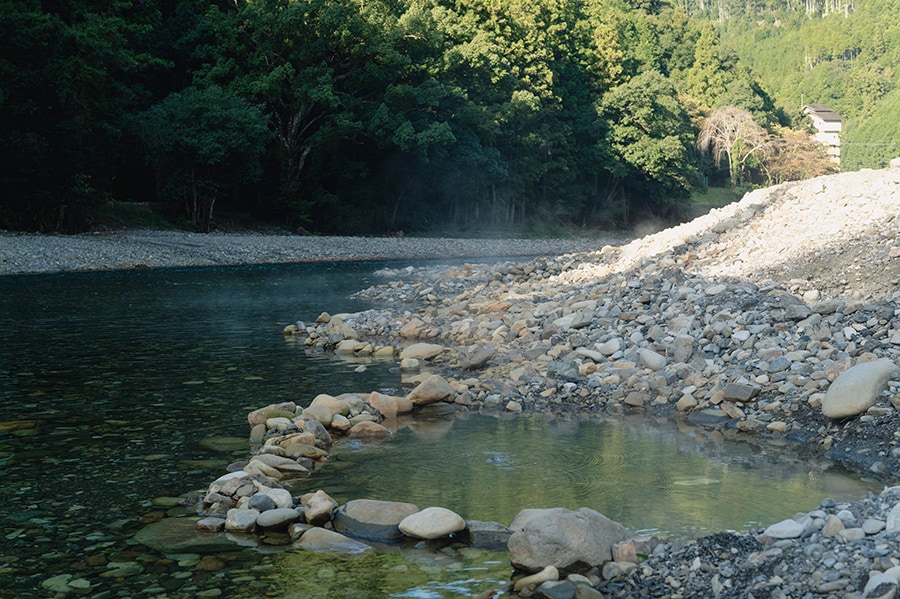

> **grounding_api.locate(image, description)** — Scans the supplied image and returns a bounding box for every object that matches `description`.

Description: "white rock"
[638,348,667,371]
[763,518,805,539]
[399,507,466,540]
[822,359,898,419]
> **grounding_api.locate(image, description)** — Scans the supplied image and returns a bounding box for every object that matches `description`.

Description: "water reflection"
[289,412,873,539]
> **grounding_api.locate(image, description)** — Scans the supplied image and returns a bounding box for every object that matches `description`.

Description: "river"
[0,261,876,598]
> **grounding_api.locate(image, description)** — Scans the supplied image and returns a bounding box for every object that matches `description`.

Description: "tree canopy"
[1,0,895,233]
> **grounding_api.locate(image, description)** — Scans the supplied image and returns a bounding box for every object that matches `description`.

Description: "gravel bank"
[0,230,619,275]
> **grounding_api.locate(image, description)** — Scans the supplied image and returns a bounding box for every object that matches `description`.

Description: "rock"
[247,403,296,426]
[225,508,259,532]
[399,342,445,360]
[196,517,226,532]
[459,342,496,370]
[134,518,237,554]
[367,391,412,419]
[302,490,338,526]
[514,565,560,592]
[465,520,513,551]
[260,488,294,509]
[301,404,333,426]
[298,527,373,555]
[864,572,899,599]
[890,157,900,169]
[722,382,761,402]
[885,503,900,533]
[763,518,805,539]
[349,421,390,438]
[256,508,301,529]
[406,374,455,405]
[332,499,421,543]
[399,506,467,540]
[508,507,628,574]
[310,393,350,416]
[536,580,577,599]
[247,494,277,512]
[822,358,898,419]
[596,339,622,356]
[638,349,666,371]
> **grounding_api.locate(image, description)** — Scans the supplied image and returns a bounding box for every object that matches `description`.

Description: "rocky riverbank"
[273,169,900,597]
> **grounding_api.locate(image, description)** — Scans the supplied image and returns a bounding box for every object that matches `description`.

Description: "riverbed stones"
[136,518,238,554]
[822,358,899,419]
[298,527,373,555]
[332,499,421,543]
[398,507,467,540]
[508,507,628,574]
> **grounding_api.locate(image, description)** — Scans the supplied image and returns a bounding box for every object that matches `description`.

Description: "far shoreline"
[0,230,626,277]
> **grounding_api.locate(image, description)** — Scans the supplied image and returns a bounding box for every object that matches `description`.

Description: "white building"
[803,104,843,163]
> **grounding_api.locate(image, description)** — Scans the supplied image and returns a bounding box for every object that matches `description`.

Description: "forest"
[1,0,897,233]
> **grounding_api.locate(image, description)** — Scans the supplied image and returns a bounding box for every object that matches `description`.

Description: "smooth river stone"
[302,490,338,526]
[822,358,899,419]
[260,488,294,509]
[398,507,466,540]
[763,519,805,539]
[332,499,420,543]
[255,508,301,529]
[399,342,445,360]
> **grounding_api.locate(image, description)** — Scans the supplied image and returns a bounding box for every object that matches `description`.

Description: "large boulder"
[822,358,898,419]
[508,507,628,574]
[331,499,421,543]
[134,518,237,554]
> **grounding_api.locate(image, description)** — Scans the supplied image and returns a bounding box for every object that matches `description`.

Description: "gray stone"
[638,349,667,371]
[332,499,421,543]
[466,520,513,551]
[459,342,497,370]
[508,507,628,574]
[225,508,259,532]
[864,572,899,599]
[536,580,576,599]
[763,518,804,539]
[134,518,237,554]
[256,508,301,529]
[247,494,277,513]
[722,382,761,402]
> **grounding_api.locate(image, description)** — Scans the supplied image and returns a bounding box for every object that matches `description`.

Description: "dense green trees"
[1,0,894,233]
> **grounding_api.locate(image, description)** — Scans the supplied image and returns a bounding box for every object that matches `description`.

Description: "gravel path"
[0,230,622,276]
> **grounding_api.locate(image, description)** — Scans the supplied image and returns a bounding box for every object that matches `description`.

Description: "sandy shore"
[0,230,623,276]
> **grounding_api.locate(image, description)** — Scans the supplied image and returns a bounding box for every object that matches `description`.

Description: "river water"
[0,261,877,598]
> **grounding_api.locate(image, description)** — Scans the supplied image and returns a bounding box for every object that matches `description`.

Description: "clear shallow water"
[0,262,877,598]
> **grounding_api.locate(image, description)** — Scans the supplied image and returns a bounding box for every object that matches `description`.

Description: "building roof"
[803,104,843,122]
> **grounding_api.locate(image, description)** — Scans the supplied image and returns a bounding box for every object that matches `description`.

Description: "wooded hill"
[1,0,896,233]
